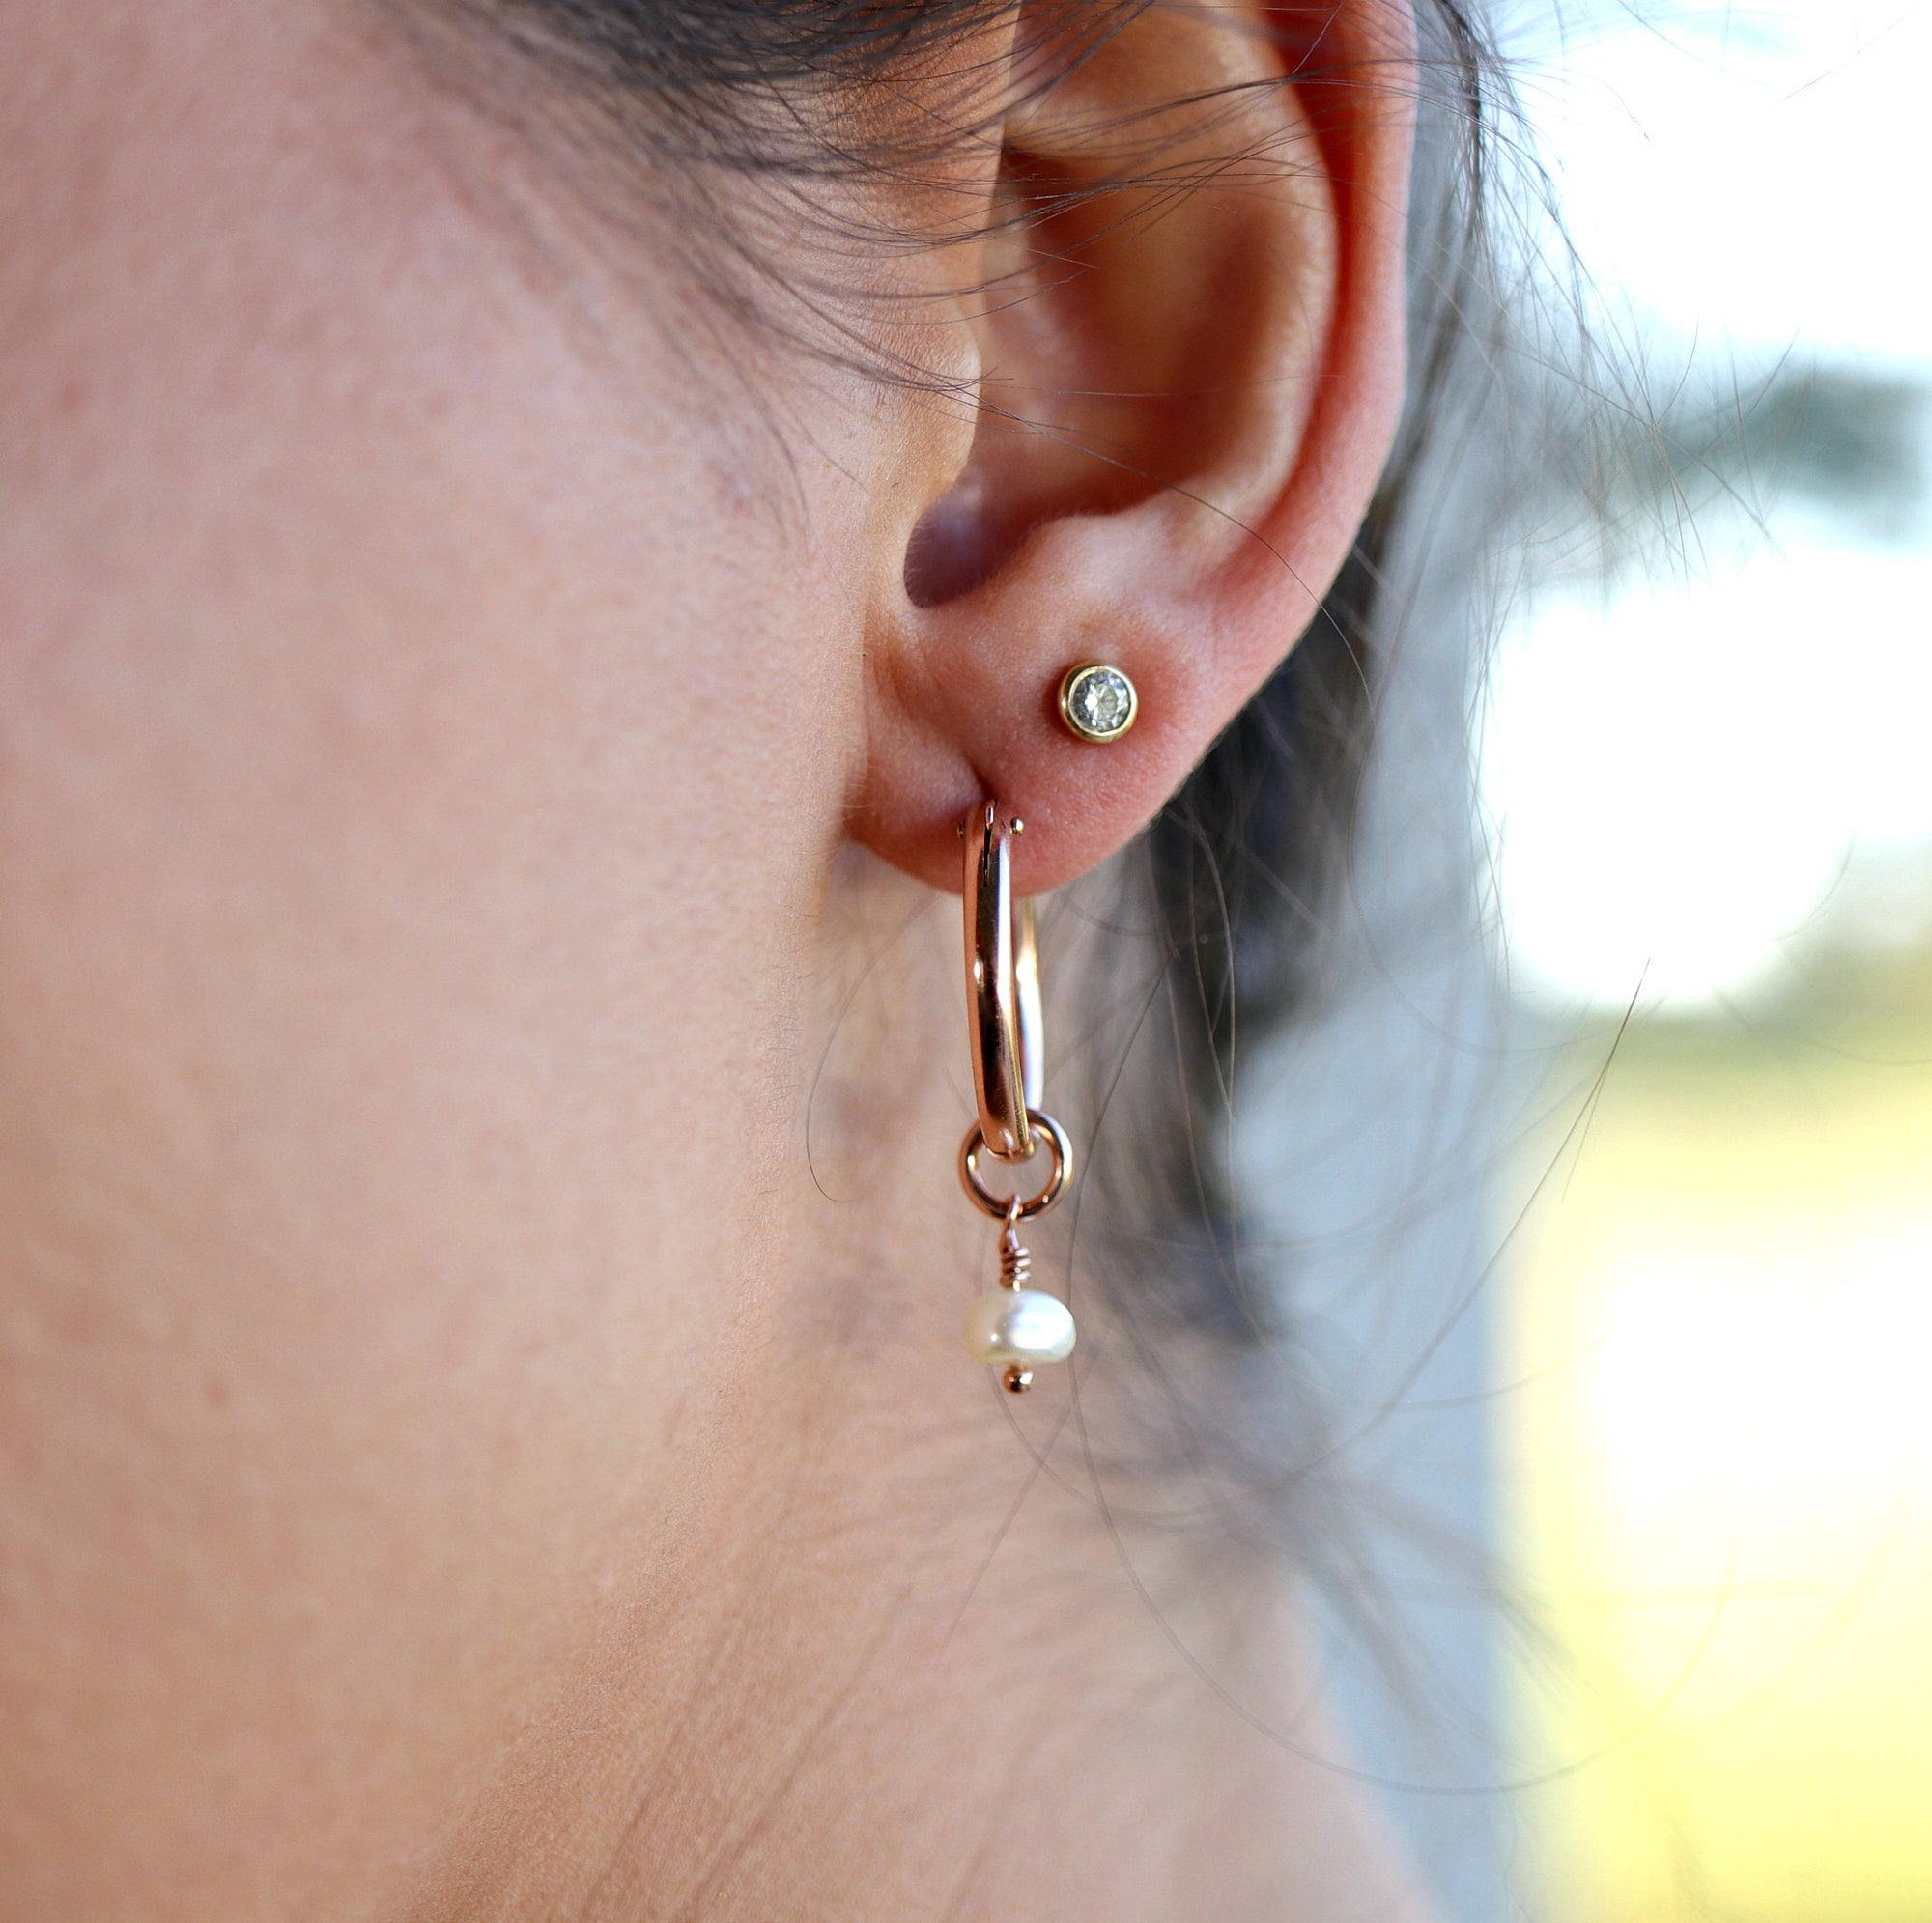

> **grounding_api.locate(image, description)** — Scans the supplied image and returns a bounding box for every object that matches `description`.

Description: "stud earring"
[1058,662,1138,743]
[957,802,1076,1394]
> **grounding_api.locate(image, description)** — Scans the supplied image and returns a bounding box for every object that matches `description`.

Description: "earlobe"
[854,0,1415,895]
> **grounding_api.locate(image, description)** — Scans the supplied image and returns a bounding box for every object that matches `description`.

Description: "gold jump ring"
[957,1110,1072,1222]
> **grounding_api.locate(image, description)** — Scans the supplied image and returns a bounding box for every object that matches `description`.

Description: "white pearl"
[961,1288,1076,1367]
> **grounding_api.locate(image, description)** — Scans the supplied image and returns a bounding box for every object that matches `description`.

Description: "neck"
[400,860,1430,1921]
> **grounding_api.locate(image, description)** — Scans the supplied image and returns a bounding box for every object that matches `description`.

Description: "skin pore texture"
[0,0,1429,1916]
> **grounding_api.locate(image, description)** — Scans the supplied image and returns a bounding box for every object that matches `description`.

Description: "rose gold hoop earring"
[957,802,1076,1393]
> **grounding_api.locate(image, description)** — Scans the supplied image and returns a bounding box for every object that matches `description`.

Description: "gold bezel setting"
[1058,662,1139,743]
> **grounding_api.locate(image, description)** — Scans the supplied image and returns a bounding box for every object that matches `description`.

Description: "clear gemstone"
[1067,665,1133,738]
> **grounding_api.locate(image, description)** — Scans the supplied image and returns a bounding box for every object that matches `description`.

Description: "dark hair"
[405,0,1507,1589]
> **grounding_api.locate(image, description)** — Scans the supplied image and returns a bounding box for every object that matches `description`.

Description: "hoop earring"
[957,802,1076,1393]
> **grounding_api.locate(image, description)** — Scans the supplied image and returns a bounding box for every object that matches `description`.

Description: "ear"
[852,0,1414,894]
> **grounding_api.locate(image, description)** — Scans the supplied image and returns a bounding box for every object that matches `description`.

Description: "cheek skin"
[0,0,861,1911]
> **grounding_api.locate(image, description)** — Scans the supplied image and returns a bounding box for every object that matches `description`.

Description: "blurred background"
[1260,5,1932,1917]
[1488,4,1932,1917]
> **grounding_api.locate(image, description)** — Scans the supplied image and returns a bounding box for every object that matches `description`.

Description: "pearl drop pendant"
[962,1207,1073,1391]
[961,1287,1076,1369]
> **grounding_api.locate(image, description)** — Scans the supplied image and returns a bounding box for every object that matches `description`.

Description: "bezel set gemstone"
[1059,663,1139,743]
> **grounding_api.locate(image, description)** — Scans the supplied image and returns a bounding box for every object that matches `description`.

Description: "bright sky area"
[1482,1,1932,1010]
